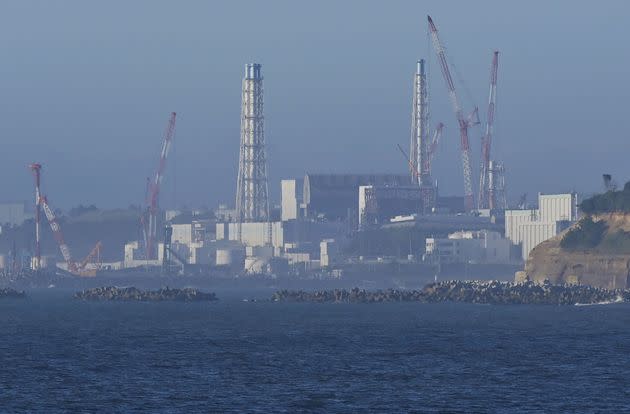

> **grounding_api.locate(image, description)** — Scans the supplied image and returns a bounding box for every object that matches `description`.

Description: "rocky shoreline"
[0,287,26,299]
[74,286,217,302]
[271,280,628,305]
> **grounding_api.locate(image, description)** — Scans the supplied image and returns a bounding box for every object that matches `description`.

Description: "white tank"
[0,254,5,270]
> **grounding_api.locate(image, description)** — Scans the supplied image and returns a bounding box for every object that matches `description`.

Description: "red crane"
[143,112,177,260]
[478,51,499,210]
[40,195,102,277]
[427,15,476,211]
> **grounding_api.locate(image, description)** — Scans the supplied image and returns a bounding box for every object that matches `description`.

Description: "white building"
[505,193,578,261]
[281,179,305,222]
[0,202,32,227]
[320,239,339,267]
[216,222,283,249]
[426,230,511,264]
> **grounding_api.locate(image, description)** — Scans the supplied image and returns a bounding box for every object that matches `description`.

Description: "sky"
[0,0,628,209]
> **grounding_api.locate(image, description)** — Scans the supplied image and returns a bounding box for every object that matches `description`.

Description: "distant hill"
[0,208,141,262]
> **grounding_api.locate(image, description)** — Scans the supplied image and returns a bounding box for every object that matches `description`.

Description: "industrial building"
[358,185,423,228]
[303,174,412,220]
[505,193,578,261]
[425,230,511,265]
[0,202,32,227]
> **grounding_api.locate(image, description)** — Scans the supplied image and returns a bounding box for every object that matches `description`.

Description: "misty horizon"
[1,1,628,209]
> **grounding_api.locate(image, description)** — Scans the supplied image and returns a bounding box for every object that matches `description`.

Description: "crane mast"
[478,51,499,210]
[144,112,177,260]
[427,15,475,211]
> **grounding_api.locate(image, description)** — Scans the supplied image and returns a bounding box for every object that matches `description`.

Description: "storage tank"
[0,254,6,270]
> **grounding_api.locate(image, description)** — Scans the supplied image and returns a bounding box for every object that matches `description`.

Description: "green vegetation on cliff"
[580,182,630,214]
[559,182,630,253]
[560,217,607,250]
[560,215,630,253]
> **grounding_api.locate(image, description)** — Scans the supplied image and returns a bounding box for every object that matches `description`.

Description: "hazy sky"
[1,1,628,209]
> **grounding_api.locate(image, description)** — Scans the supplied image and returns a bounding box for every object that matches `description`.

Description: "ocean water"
[1,290,630,413]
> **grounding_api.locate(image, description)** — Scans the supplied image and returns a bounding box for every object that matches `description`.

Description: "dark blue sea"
[1,290,629,413]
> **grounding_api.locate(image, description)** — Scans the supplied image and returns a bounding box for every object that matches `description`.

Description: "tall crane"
[40,195,102,277]
[28,163,42,270]
[143,112,177,260]
[478,51,499,210]
[427,15,476,212]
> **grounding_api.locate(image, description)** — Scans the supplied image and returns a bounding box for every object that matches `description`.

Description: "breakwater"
[74,286,217,302]
[272,280,627,305]
[0,287,26,299]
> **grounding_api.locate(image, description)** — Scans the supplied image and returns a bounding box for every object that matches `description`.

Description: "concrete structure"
[0,202,32,227]
[216,222,283,248]
[320,239,339,267]
[425,230,510,264]
[124,241,163,268]
[505,193,578,260]
[236,63,269,229]
[215,204,237,222]
[281,179,304,221]
[358,185,422,228]
[216,247,245,267]
[303,174,412,220]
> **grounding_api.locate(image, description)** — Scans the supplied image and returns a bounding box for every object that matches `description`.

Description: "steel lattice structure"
[410,60,438,211]
[236,63,270,240]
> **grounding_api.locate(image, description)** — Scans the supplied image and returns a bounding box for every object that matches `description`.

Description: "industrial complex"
[0,16,581,283]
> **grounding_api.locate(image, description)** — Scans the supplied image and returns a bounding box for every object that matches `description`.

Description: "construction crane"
[427,15,477,212]
[426,122,445,175]
[142,112,177,260]
[400,122,444,182]
[397,144,419,179]
[28,163,42,270]
[478,51,499,210]
[40,195,102,277]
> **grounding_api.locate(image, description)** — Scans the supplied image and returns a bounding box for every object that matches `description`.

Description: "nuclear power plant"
[0,16,581,283]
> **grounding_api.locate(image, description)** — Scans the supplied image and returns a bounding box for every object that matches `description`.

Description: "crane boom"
[144,112,177,260]
[427,15,475,211]
[40,196,76,273]
[427,122,444,173]
[40,196,102,277]
[398,143,419,178]
[478,51,499,210]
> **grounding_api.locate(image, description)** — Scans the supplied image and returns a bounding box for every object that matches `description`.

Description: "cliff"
[525,213,630,289]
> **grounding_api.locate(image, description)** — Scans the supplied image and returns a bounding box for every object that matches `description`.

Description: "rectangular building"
[358,185,422,227]
[505,193,578,261]
[426,230,511,265]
